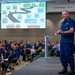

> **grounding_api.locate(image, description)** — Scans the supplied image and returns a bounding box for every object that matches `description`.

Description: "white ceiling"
[0,0,75,3]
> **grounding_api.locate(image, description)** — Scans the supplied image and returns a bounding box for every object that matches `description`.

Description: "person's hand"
[55,30,62,35]
[57,30,62,34]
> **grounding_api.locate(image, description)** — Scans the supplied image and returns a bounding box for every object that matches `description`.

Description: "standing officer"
[56,10,75,75]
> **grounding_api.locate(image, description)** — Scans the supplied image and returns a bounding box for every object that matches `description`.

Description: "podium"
[44,35,49,58]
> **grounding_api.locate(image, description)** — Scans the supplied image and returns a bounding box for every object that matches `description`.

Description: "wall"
[47,3,75,12]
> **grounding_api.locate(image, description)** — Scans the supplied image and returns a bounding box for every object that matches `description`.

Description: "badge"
[66,27,68,29]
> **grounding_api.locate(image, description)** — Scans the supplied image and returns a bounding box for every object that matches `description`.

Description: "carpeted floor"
[6,61,30,75]
[10,57,66,75]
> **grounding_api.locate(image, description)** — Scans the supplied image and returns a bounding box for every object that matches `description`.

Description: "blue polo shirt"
[11,50,19,59]
[60,17,75,43]
[0,48,5,57]
[25,44,32,49]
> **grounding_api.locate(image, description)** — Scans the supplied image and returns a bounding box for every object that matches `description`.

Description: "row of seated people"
[0,40,45,72]
[49,41,75,56]
[0,40,65,72]
[48,41,60,56]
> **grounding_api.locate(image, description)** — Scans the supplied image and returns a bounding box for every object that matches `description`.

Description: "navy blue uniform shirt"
[0,48,5,57]
[11,50,19,59]
[60,17,75,43]
[25,44,32,49]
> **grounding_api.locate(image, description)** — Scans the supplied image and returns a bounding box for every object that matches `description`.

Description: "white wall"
[47,2,75,12]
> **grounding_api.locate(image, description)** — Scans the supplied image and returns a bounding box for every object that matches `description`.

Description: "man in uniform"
[56,10,75,75]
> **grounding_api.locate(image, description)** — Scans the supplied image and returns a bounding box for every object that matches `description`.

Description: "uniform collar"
[64,17,70,21]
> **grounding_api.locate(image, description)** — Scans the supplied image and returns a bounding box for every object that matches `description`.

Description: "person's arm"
[13,57,18,60]
[60,28,74,34]
[56,28,74,35]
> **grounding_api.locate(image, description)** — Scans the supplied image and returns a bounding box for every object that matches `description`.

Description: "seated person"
[51,41,60,56]
[48,41,52,51]
[20,47,26,61]
[8,44,19,64]
[40,41,45,49]
[19,42,24,53]
[32,42,42,58]
[19,41,32,61]
[25,41,32,50]
[0,43,7,71]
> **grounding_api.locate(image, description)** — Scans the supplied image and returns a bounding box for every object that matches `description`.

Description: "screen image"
[1,2,46,29]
